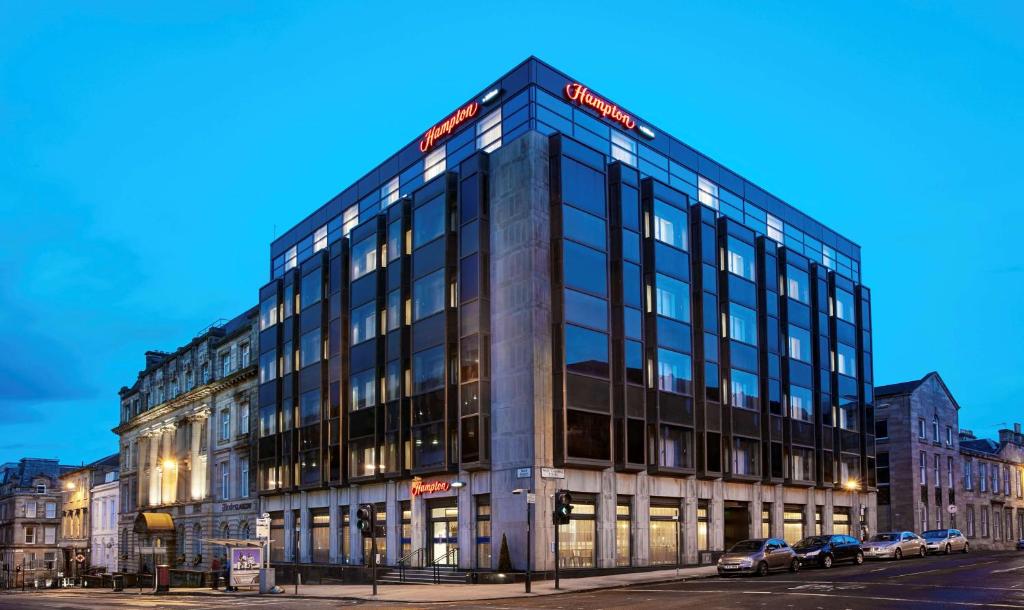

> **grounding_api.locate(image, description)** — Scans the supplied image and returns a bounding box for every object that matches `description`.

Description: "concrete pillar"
[328,488,339,563]
[283,495,294,562]
[711,479,725,551]
[804,488,816,537]
[299,492,310,563]
[772,485,785,539]
[823,488,835,534]
[682,477,698,565]
[750,483,763,539]
[410,490,426,565]
[348,497,361,564]
[385,481,399,566]
[597,469,616,568]
[634,472,650,566]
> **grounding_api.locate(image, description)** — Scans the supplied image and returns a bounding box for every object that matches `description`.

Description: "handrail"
[397,547,425,582]
[430,547,459,583]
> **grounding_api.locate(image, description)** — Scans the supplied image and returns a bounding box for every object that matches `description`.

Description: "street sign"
[526,493,537,504]
[256,517,271,540]
[261,512,270,519]
[948,504,958,514]
[541,467,565,479]
[516,467,532,479]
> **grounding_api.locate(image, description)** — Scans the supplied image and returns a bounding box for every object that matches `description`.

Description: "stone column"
[634,472,651,566]
[597,470,616,568]
[683,477,698,565]
[750,483,763,539]
[349,498,361,564]
[386,481,400,567]
[328,488,339,563]
[283,495,294,562]
[299,492,310,563]
[148,432,160,505]
[804,488,817,537]
[410,490,426,565]
[772,485,785,539]
[456,478,473,570]
[711,479,725,551]
[190,415,205,501]
[823,488,835,534]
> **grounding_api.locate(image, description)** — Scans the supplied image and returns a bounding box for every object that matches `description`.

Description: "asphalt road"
[2,551,1023,609]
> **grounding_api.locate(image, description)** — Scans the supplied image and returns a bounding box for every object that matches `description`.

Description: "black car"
[792,534,865,568]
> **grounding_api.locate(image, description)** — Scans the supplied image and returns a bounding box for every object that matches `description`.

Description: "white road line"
[611,588,1024,608]
[993,564,1024,574]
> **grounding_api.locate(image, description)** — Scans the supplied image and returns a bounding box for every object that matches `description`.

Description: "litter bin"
[155,565,170,593]
[112,574,124,592]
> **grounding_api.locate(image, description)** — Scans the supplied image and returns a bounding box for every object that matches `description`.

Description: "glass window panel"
[653,200,686,251]
[727,237,756,281]
[565,324,609,378]
[788,325,811,362]
[564,288,608,331]
[299,328,321,368]
[413,269,446,320]
[563,241,607,297]
[786,265,810,303]
[657,348,692,395]
[728,303,757,346]
[837,343,857,378]
[414,195,446,248]
[350,368,376,411]
[655,274,689,322]
[790,385,813,422]
[350,236,377,281]
[730,369,759,410]
[351,301,377,345]
[563,205,606,250]
[412,346,445,394]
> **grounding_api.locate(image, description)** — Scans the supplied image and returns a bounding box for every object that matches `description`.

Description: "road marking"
[611,588,1024,608]
[993,564,1024,574]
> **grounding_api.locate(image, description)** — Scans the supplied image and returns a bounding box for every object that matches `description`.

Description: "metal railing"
[430,547,459,584]
[396,547,425,582]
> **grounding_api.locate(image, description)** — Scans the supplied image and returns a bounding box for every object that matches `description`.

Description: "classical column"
[190,411,210,501]
[161,423,177,503]
[147,431,160,505]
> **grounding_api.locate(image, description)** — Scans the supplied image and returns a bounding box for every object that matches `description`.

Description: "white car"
[861,531,925,560]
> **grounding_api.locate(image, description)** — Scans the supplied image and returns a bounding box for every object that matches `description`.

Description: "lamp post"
[844,479,863,540]
[512,488,532,593]
[450,481,465,568]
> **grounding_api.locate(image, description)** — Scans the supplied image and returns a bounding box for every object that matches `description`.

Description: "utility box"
[258,568,275,594]
[155,565,170,593]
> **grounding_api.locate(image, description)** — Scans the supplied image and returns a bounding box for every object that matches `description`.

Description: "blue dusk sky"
[1,2,1021,465]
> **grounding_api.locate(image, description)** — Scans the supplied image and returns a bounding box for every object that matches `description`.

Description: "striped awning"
[134,512,175,534]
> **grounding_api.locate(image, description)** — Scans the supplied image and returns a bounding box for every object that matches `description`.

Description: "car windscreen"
[728,541,763,552]
[796,536,831,546]
[870,533,898,542]
[921,530,947,539]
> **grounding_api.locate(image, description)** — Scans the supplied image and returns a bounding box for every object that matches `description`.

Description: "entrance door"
[723,501,751,549]
[428,500,458,565]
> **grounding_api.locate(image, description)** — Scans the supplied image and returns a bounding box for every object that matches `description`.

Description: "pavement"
[3,551,1023,608]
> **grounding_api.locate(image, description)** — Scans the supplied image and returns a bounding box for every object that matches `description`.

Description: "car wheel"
[894,548,903,560]
[855,551,864,565]
[944,544,951,555]
[822,554,833,569]
[963,543,969,554]
[757,561,769,577]
[919,546,926,558]
[790,559,800,573]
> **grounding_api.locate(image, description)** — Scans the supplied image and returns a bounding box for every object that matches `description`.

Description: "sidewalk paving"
[166,565,719,603]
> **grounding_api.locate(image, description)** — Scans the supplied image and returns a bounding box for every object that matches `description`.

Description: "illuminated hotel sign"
[411,480,451,496]
[419,101,479,153]
[564,82,653,139]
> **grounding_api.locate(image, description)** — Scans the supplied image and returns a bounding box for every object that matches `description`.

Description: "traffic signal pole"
[553,515,560,590]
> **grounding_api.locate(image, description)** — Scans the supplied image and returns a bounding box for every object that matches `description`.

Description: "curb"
[159,570,721,603]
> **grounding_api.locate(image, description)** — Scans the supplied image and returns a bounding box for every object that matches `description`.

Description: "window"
[350,301,377,345]
[964,458,973,490]
[980,462,988,492]
[791,447,814,481]
[875,419,888,439]
[299,328,321,368]
[697,502,709,551]
[240,343,250,367]
[653,201,686,251]
[240,459,249,498]
[259,349,277,383]
[762,504,772,538]
[947,457,954,489]
[341,204,359,237]
[565,325,609,378]
[563,241,607,296]
[350,236,377,280]
[786,265,809,303]
[657,349,692,395]
[475,496,492,568]
[836,343,857,377]
[24,526,35,544]
[26,502,36,518]
[730,369,759,410]
[380,176,400,209]
[918,418,926,439]
[423,146,446,182]
[726,237,755,281]
[564,289,608,331]
[649,504,680,565]
[311,510,330,563]
[240,405,249,437]
[732,437,759,476]
[350,369,376,410]
[966,505,975,537]
[301,271,322,311]
[411,346,445,394]
[563,205,606,250]
[414,195,446,247]
[697,176,719,209]
[45,501,56,519]
[313,224,328,252]
[783,506,804,545]
[557,497,596,568]
[259,296,278,330]
[476,108,501,152]
[932,418,939,443]
[220,462,229,499]
[615,501,631,567]
[789,385,813,422]
[919,451,927,486]
[654,274,689,322]
[299,388,321,426]
[659,425,693,469]
[728,303,757,346]
[834,288,854,322]
[946,426,953,447]
[413,269,445,320]
[788,325,811,362]
[610,130,636,166]
[220,410,230,440]
[220,352,232,377]
[934,454,940,488]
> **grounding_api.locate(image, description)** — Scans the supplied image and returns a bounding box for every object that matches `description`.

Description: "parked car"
[861,531,926,560]
[717,538,800,577]
[793,534,865,568]
[921,529,969,554]
[1017,538,1024,550]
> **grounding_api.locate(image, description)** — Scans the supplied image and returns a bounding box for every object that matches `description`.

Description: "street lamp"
[512,488,532,594]
[450,481,466,568]
[844,479,864,540]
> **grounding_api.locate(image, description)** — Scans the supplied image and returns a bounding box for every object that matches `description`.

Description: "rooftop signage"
[564,82,637,131]
[419,101,479,153]
[411,480,451,496]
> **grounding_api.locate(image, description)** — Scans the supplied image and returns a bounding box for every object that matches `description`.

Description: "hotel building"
[257,57,877,577]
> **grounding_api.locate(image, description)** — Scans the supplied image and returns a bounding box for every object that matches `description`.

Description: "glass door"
[429,503,458,565]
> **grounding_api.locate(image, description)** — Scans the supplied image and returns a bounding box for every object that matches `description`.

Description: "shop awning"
[202,538,265,548]
[134,512,175,534]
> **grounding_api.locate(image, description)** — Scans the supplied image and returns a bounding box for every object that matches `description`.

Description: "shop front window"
[615,500,631,567]
[783,505,804,545]
[649,503,680,565]
[557,498,595,568]
[475,496,491,569]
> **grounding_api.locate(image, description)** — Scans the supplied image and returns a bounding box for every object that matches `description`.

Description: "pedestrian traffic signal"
[553,490,573,525]
[356,504,374,537]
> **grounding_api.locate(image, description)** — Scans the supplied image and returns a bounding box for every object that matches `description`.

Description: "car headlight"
[739,559,753,567]
[717,558,723,565]
[803,550,820,557]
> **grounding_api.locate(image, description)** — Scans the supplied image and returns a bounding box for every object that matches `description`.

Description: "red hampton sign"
[564,82,636,130]
[419,102,479,153]
[411,480,451,497]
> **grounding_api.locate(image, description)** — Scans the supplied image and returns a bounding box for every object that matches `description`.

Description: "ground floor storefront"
[260,468,877,573]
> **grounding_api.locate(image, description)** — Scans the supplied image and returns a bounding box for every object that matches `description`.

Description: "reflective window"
[786,265,809,303]
[698,176,719,210]
[350,236,377,281]
[386,360,401,401]
[412,346,445,394]
[300,328,321,368]
[611,130,637,166]
[563,241,607,296]
[387,290,401,331]
[565,324,609,378]
[837,343,857,378]
[789,385,813,422]
[655,274,689,322]
[476,108,502,152]
[259,349,276,383]
[657,348,692,395]
[260,296,278,330]
[625,340,643,385]
[350,301,377,345]
[788,325,811,362]
[413,269,445,320]
[835,288,855,322]
[414,195,446,248]
[563,205,606,250]
[387,220,402,262]
[564,289,608,331]
[733,437,759,476]
[728,303,757,346]
[350,369,376,410]
[301,271,321,309]
[730,369,759,410]
[653,200,686,251]
[423,146,446,182]
[727,237,755,281]
[791,447,814,481]
[299,389,320,427]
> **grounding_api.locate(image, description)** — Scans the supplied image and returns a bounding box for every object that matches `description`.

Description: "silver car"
[921,528,969,554]
[861,531,926,560]
[717,538,800,577]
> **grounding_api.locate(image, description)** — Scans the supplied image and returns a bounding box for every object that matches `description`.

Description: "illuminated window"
[788,325,811,362]
[380,176,400,209]
[342,204,359,237]
[837,343,857,377]
[728,303,757,346]
[476,108,501,152]
[783,505,804,544]
[313,225,327,252]
[789,385,813,422]
[615,501,631,567]
[653,201,686,250]
[285,245,298,271]
[697,176,718,210]
[730,369,759,410]
[350,369,376,410]
[350,236,377,280]
[424,146,446,182]
[767,214,784,243]
[610,131,636,166]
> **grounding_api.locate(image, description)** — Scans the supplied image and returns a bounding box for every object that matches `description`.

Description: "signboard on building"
[948,504,958,514]
[229,547,261,587]
[419,102,479,153]
[220,502,253,512]
[411,480,451,497]
[516,467,532,479]
[541,467,565,479]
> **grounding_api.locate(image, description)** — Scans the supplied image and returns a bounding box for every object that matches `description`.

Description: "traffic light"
[553,489,573,525]
[356,504,374,537]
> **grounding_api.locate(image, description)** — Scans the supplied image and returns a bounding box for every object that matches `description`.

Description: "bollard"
[295,572,300,595]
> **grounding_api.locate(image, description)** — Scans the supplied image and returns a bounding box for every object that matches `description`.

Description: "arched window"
[192,524,202,559]
[221,522,231,539]
[119,528,128,557]
[239,522,250,540]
